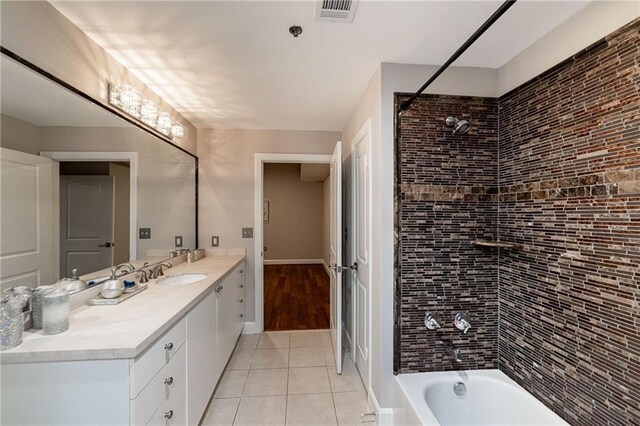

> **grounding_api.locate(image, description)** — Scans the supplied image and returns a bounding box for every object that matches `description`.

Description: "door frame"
[350,119,373,394]
[40,151,138,261]
[252,153,332,334]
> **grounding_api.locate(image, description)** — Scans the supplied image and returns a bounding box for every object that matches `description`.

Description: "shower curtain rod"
[399,0,517,111]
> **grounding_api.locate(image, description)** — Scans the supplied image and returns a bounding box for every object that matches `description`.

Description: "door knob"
[98,242,113,248]
[349,262,358,271]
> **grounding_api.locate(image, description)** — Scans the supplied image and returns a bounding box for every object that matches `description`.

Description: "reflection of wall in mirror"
[0,114,196,270]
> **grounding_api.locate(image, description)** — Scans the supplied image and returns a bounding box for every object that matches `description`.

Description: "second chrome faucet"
[424,311,471,334]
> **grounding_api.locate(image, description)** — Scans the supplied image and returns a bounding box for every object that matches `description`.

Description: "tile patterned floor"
[201,330,375,426]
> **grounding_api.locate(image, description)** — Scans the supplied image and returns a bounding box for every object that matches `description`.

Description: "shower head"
[445,116,470,134]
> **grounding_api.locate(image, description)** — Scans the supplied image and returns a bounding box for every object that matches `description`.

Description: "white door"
[352,124,372,390]
[60,175,114,277]
[0,148,58,290]
[329,141,344,374]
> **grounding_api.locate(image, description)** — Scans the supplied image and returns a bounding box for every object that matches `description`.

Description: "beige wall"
[1,114,41,155]
[0,1,197,154]
[197,129,340,322]
[498,1,640,94]
[263,164,323,261]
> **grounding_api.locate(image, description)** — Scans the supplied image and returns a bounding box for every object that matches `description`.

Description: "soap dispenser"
[100,269,125,299]
[65,269,88,294]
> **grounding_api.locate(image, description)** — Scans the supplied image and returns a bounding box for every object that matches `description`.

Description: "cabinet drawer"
[131,343,186,425]
[147,396,186,426]
[131,317,186,398]
[225,263,244,286]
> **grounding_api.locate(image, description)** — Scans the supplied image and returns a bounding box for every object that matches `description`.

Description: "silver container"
[32,285,55,329]
[1,296,23,350]
[42,288,70,335]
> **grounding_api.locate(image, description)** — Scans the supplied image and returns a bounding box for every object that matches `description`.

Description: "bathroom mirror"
[0,52,197,293]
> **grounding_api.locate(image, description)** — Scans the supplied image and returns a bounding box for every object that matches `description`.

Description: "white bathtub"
[393,369,569,426]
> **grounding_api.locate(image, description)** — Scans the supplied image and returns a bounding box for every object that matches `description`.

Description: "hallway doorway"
[262,163,330,331]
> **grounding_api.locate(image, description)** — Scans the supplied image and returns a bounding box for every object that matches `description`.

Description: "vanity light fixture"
[108,84,184,139]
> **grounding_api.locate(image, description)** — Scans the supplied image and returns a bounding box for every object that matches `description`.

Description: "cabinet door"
[186,290,218,426]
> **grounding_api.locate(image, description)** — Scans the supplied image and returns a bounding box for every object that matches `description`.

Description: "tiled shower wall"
[395,95,499,372]
[497,19,640,425]
[394,18,639,425]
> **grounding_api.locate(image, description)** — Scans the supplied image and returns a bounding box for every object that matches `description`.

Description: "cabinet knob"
[164,410,174,419]
[239,284,244,288]
[164,342,174,351]
[239,299,243,303]
[239,313,244,318]
[165,376,174,385]
[239,270,243,273]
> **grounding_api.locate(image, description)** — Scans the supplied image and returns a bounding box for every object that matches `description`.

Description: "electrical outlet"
[175,236,183,247]
[211,236,219,247]
[139,228,151,239]
[242,227,253,238]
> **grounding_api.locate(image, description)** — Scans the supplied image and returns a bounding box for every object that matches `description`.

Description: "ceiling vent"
[315,0,358,23]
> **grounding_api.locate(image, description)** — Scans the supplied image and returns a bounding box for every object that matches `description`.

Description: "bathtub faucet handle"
[424,313,442,330]
[454,312,471,334]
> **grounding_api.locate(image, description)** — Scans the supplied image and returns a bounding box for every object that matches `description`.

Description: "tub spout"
[440,339,462,363]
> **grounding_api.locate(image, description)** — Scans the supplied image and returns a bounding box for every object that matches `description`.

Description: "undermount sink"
[156,273,207,286]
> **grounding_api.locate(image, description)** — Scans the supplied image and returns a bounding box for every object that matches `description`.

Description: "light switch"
[242,227,253,239]
[175,236,183,247]
[211,236,219,247]
[139,228,151,239]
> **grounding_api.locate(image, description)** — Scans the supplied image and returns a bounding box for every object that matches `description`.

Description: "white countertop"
[0,254,245,364]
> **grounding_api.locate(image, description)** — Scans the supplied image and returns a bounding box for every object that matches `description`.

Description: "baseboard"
[322,259,331,276]
[369,388,395,426]
[263,259,324,265]
[242,322,261,334]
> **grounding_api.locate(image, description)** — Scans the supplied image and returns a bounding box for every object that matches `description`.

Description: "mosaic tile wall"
[394,94,500,372]
[497,19,640,425]
[394,18,639,426]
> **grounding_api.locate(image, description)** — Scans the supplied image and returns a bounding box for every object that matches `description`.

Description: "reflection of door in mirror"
[0,148,58,291]
[58,161,130,278]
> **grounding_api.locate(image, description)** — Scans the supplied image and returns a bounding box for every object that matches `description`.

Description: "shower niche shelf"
[474,240,523,249]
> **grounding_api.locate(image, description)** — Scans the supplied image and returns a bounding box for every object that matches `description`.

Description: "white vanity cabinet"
[186,289,219,425]
[0,258,246,426]
[186,262,245,424]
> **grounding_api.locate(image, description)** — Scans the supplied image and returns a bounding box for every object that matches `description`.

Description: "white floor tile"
[227,349,255,370]
[328,360,364,393]
[321,330,333,347]
[215,370,249,398]
[234,396,287,426]
[288,367,331,394]
[324,346,336,366]
[286,393,338,426]
[258,332,291,349]
[252,348,290,369]
[290,331,323,348]
[202,398,240,426]
[333,391,373,425]
[237,334,260,350]
[243,368,288,396]
[289,347,327,367]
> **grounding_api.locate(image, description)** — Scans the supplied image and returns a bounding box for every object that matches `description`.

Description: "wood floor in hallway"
[264,264,330,331]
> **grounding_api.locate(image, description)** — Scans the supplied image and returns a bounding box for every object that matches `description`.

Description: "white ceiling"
[1,55,131,127]
[51,1,591,131]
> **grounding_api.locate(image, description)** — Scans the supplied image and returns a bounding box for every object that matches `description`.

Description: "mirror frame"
[0,46,199,252]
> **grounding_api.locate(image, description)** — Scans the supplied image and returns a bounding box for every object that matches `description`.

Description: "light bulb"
[140,101,159,127]
[157,113,173,136]
[119,85,140,118]
[171,124,185,138]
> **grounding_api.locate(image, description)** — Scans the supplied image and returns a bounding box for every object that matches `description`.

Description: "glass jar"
[0,295,23,350]
[42,288,70,335]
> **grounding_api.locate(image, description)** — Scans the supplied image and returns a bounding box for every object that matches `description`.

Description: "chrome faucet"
[150,262,172,279]
[112,263,135,276]
[424,313,442,330]
[440,339,462,363]
[454,312,472,334]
